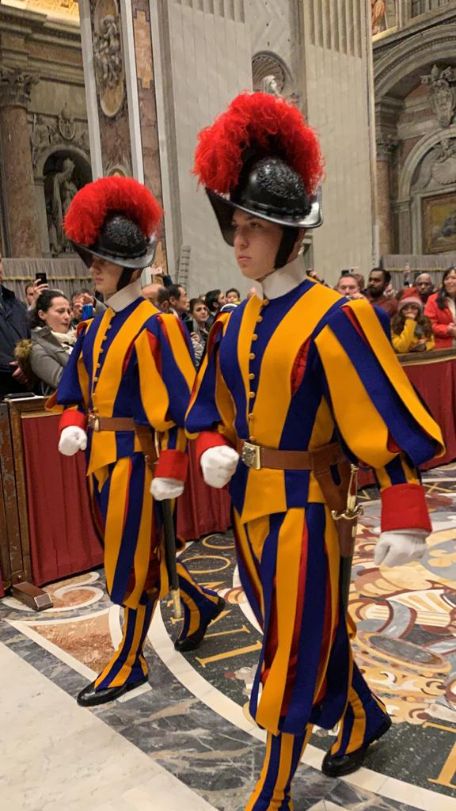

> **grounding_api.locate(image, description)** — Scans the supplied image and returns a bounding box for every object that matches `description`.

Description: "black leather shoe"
[321,716,392,777]
[77,675,148,707]
[174,596,225,652]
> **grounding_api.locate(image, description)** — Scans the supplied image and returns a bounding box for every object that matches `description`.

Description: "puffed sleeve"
[185,312,236,461]
[133,313,196,481]
[48,320,92,432]
[314,299,444,532]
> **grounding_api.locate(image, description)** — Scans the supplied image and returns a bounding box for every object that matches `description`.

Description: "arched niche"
[374,22,456,255]
[397,126,456,254]
[252,51,294,99]
[35,145,92,256]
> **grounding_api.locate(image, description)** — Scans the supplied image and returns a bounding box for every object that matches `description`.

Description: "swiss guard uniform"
[55,177,222,707]
[186,93,444,810]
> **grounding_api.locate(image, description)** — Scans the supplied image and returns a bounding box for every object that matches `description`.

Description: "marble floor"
[1,466,456,811]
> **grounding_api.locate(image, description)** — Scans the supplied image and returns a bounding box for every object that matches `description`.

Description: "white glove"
[58,426,87,456]
[201,446,240,489]
[374,530,428,567]
[151,477,184,500]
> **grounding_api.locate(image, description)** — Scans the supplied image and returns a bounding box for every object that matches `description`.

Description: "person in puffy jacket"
[391,297,434,354]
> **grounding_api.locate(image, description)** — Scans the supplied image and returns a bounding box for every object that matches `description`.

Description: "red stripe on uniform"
[279,519,309,716]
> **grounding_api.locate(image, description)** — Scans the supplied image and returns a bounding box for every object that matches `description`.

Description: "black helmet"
[194,92,323,268]
[65,176,162,271]
[207,157,322,248]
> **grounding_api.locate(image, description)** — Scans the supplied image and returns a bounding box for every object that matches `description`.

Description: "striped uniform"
[56,293,219,690]
[186,279,443,807]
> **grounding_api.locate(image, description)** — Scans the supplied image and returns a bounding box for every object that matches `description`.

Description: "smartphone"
[81,303,94,320]
[35,272,47,285]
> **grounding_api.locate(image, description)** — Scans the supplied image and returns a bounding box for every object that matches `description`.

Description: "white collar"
[106,278,143,313]
[260,256,309,300]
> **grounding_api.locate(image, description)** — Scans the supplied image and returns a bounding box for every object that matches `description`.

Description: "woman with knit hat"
[186,92,443,810]
[391,296,434,353]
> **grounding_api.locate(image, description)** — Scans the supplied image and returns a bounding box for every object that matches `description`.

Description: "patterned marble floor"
[1,465,455,811]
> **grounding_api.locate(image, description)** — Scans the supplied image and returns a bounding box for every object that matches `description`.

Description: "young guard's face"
[232,210,283,281]
[91,258,125,297]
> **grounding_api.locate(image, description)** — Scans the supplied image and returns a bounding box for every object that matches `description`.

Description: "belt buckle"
[88,412,100,431]
[241,441,261,470]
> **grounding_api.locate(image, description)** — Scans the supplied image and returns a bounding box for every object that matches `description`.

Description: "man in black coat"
[0,254,30,399]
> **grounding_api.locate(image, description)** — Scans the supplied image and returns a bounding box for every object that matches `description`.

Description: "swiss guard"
[186,93,444,810]
[54,176,223,707]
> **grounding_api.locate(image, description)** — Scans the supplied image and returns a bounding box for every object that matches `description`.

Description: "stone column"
[78,0,169,268]
[0,67,42,256]
[376,135,397,258]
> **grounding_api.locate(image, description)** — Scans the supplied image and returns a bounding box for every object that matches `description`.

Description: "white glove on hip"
[374,530,428,567]
[151,477,184,501]
[200,446,240,489]
[58,426,87,456]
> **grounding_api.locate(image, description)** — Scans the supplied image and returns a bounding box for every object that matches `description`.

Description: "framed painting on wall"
[422,192,456,254]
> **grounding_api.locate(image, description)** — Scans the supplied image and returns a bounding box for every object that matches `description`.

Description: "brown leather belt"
[236,439,345,472]
[88,414,136,432]
[87,414,157,468]
[237,438,359,558]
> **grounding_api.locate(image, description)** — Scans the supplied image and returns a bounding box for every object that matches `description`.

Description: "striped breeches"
[246,726,313,811]
[233,504,348,735]
[90,454,160,689]
[90,454,221,690]
[234,505,390,808]
[177,560,222,639]
[329,662,389,757]
[91,454,161,609]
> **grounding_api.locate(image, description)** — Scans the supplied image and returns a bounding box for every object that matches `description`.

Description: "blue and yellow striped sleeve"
[134,313,196,480]
[314,299,444,532]
[47,321,91,431]
[185,313,236,458]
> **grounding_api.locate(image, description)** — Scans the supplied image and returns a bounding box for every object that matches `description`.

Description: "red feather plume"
[194,92,323,195]
[64,176,162,245]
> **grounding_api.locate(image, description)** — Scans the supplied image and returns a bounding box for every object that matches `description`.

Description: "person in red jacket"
[424,266,456,348]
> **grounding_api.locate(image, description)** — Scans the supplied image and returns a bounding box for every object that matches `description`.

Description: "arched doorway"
[374,21,456,257]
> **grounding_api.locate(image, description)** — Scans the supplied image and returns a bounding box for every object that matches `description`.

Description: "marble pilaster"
[376,135,398,257]
[0,67,42,257]
[78,0,168,268]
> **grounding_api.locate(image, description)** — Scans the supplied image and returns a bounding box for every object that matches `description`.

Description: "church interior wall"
[161,1,253,296]
[374,8,456,261]
[302,0,375,283]
[0,5,90,261]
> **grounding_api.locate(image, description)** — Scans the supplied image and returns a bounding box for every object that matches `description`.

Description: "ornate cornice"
[0,67,38,109]
[375,23,456,99]
[0,9,81,43]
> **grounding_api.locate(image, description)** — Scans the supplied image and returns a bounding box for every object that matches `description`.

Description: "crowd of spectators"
[332,264,456,355]
[0,252,248,399]
[2,249,456,402]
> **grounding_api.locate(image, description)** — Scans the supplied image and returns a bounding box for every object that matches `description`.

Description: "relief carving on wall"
[252,53,299,106]
[413,137,456,192]
[93,0,125,118]
[30,104,90,169]
[421,65,456,129]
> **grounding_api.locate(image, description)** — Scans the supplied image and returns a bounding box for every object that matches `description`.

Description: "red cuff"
[195,431,229,464]
[381,483,432,533]
[155,449,189,482]
[59,409,87,433]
